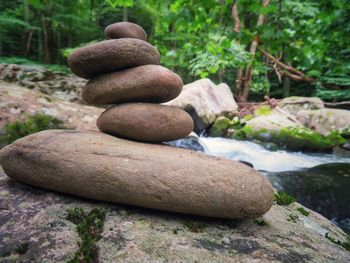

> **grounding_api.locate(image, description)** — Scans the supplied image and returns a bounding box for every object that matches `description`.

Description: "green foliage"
[315,87,350,102]
[1,114,64,145]
[297,207,310,217]
[66,207,107,263]
[287,213,299,223]
[274,191,296,205]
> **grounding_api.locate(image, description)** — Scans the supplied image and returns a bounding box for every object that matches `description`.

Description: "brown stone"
[67,39,160,79]
[105,22,147,41]
[97,103,194,142]
[0,130,274,219]
[83,65,183,105]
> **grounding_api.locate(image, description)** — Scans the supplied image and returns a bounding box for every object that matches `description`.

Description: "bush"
[0,114,64,145]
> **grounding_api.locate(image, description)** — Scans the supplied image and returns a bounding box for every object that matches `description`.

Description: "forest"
[1,0,349,102]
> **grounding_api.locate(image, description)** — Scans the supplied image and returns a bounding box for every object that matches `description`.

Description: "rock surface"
[0,81,103,131]
[247,113,300,132]
[68,39,160,79]
[83,65,183,104]
[1,166,349,262]
[277,96,324,116]
[165,78,238,133]
[97,103,194,142]
[0,64,86,102]
[105,22,147,41]
[0,130,273,219]
[297,108,350,135]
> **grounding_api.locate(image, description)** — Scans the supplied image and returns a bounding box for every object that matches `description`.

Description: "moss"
[274,191,295,205]
[325,233,350,251]
[297,207,310,216]
[0,114,65,146]
[66,207,107,263]
[232,125,346,152]
[15,243,29,255]
[254,105,272,116]
[209,116,244,137]
[287,214,299,223]
[254,218,267,226]
[184,220,207,233]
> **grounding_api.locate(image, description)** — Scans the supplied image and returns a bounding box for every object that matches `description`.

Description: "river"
[200,137,350,233]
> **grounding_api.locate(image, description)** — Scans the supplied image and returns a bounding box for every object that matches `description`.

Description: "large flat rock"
[0,167,349,262]
[0,130,273,219]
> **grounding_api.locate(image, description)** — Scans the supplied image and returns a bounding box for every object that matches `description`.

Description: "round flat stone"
[68,39,160,79]
[83,65,183,104]
[97,103,194,142]
[105,22,147,41]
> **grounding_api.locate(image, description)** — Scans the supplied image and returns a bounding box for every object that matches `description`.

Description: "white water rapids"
[199,137,350,172]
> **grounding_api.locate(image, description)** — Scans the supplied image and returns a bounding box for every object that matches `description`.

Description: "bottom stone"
[0,130,274,219]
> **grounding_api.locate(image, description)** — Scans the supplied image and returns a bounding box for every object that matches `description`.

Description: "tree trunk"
[282,76,291,97]
[234,0,271,102]
[23,0,33,57]
[41,15,52,64]
[123,7,128,22]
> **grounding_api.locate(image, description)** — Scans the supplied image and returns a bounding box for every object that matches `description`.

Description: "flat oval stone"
[83,65,183,104]
[0,130,274,219]
[97,103,194,142]
[105,22,147,41]
[68,39,160,79]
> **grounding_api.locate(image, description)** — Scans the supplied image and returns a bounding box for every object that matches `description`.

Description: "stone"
[1,167,349,262]
[163,132,208,152]
[0,81,103,131]
[0,129,274,219]
[83,65,183,105]
[297,108,350,135]
[247,113,300,132]
[105,22,147,41]
[68,39,160,79]
[165,78,238,133]
[277,96,324,116]
[97,103,194,142]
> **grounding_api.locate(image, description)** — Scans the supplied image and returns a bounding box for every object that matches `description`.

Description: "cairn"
[68,22,193,142]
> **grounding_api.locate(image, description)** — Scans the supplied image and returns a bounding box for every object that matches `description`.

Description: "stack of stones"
[68,22,194,143]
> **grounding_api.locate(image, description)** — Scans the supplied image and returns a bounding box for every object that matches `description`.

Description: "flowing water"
[199,137,350,233]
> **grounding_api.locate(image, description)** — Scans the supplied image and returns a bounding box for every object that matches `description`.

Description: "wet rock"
[165,78,238,133]
[97,103,194,142]
[0,129,274,219]
[68,39,160,79]
[83,65,183,105]
[164,132,207,152]
[105,22,147,41]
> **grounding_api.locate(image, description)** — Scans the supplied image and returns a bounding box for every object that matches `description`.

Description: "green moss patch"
[0,114,65,146]
[209,116,244,137]
[66,207,107,263]
[254,105,272,116]
[232,125,346,152]
[297,207,310,216]
[274,191,295,205]
[325,233,350,252]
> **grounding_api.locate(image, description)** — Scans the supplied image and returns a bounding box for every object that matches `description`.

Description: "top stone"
[68,39,160,79]
[105,22,147,41]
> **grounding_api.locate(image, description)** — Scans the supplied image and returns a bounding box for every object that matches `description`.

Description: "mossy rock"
[232,125,346,152]
[209,116,244,137]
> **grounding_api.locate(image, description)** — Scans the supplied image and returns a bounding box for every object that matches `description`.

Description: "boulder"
[0,81,103,131]
[246,114,299,132]
[0,130,274,219]
[1,166,350,262]
[165,79,238,133]
[164,132,208,152]
[68,39,160,79]
[97,103,194,142]
[83,65,183,105]
[297,108,350,135]
[277,96,324,115]
[105,22,147,41]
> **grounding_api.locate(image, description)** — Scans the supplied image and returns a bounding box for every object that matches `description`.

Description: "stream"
[200,137,350,233]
